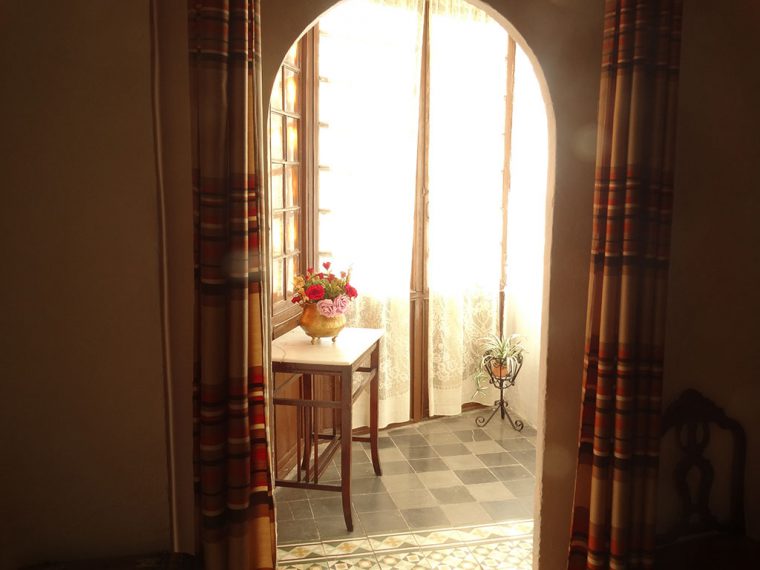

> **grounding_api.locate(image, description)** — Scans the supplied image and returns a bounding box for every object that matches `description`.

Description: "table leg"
[301,374,313,476]
[340,368,353,531]
[369,343,382,476]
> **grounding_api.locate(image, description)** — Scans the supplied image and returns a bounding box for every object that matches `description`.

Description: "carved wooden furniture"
[271,327,383,531]
[656,389,760,569]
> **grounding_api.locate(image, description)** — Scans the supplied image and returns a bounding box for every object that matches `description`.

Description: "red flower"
[317,272,324,279]
[307,267,314,274]
[340,271,347,278]
[345,284,358,298]
[327,273,335,281]
[322,261,331,270]
[291,295,301,304]
[305,284,325,301]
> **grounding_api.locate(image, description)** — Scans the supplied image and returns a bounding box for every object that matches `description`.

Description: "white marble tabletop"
[271,327,384,367]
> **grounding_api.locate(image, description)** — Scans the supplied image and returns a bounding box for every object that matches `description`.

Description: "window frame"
[270,30,319,339]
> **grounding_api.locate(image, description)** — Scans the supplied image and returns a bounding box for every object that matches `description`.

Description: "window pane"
[318,78,337,124]
[318,124,336,165]
[286,212,298,253]
[272,213,284,256]
[315,31,340,77]
[270,70,283,111]
[318,167,335,210]
[318,211,335,254]
[270,113,284,161]
[284,68,299,113]
[284,42,299,67]
[286,255,298,297]
[285,165,300,207]
[271,162,284,210]
[272,259,284,301]
[286,117,299,161]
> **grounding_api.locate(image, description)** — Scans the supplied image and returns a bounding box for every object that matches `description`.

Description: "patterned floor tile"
[412,528,463,547]
[422,546,480,569]
[276,411,537,568]
[322,539,373,558]
[502,519,534,537]
[470,538,533,569]
[367,532,418,552]
[327,555,380,569]
[277,562,330,570]
[456,522,527,542]
[278,542,326,561]
[375,550,431,569]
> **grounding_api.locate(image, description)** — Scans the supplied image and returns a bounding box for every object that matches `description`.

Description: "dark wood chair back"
[658,388,747,543]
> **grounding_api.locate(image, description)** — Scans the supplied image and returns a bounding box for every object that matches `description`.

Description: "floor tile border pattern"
[277,519,533,568]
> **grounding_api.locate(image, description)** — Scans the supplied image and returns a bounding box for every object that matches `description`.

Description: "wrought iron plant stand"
[475,355,524,431]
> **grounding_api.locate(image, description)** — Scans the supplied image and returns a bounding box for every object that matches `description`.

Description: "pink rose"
[317,298,339,317]
[317,294,350,317]
[333,294,350,313]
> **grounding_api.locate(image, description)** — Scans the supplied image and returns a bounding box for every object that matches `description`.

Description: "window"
[269,36,316,338]
[268,0,547,424]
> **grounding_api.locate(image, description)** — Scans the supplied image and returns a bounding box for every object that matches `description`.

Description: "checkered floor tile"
[276,409,536,568]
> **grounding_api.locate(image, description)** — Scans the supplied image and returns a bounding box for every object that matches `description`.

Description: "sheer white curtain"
[503,44,549,427]
[426,0,508,415]
[317,0,424,428]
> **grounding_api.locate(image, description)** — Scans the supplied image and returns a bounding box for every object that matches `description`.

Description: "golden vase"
[299,303,347,344]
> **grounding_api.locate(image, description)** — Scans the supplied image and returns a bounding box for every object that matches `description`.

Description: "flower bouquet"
[291,261,357,343]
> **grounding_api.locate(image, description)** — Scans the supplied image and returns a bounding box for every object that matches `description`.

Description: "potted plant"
[473,333,527,396]
[290,261,358,343]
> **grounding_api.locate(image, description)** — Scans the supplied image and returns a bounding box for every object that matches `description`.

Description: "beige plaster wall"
[659,0,760,540]
[260,2,603,568]
[16,0,750,567]
[0,1,171,567]
[156,0,196,554]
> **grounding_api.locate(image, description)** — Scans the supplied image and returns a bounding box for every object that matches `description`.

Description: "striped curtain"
[188,1,276,569]
[569,1,682,569]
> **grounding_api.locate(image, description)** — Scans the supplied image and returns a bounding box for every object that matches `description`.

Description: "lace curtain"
[318,0,510,425]
[426,0,508,416]
[317,0,424,428]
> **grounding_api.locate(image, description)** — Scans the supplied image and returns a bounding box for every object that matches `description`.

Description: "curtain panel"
[316,0,425,429]
[188,1,276,569]
[426,0,508,417]
[569,0,682,569]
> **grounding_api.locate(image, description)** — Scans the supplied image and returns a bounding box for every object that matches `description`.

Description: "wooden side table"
[271,327,384,531]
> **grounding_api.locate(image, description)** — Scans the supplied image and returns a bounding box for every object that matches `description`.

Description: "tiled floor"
[275,408,537,568]
[277,519,534,569]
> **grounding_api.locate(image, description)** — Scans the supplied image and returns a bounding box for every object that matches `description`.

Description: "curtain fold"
[189,1,276,569]
[426,0,508,416]
[316,0,425,429]
[568,1,683,569]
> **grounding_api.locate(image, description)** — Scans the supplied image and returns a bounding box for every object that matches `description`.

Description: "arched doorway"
[266,1,554,566]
